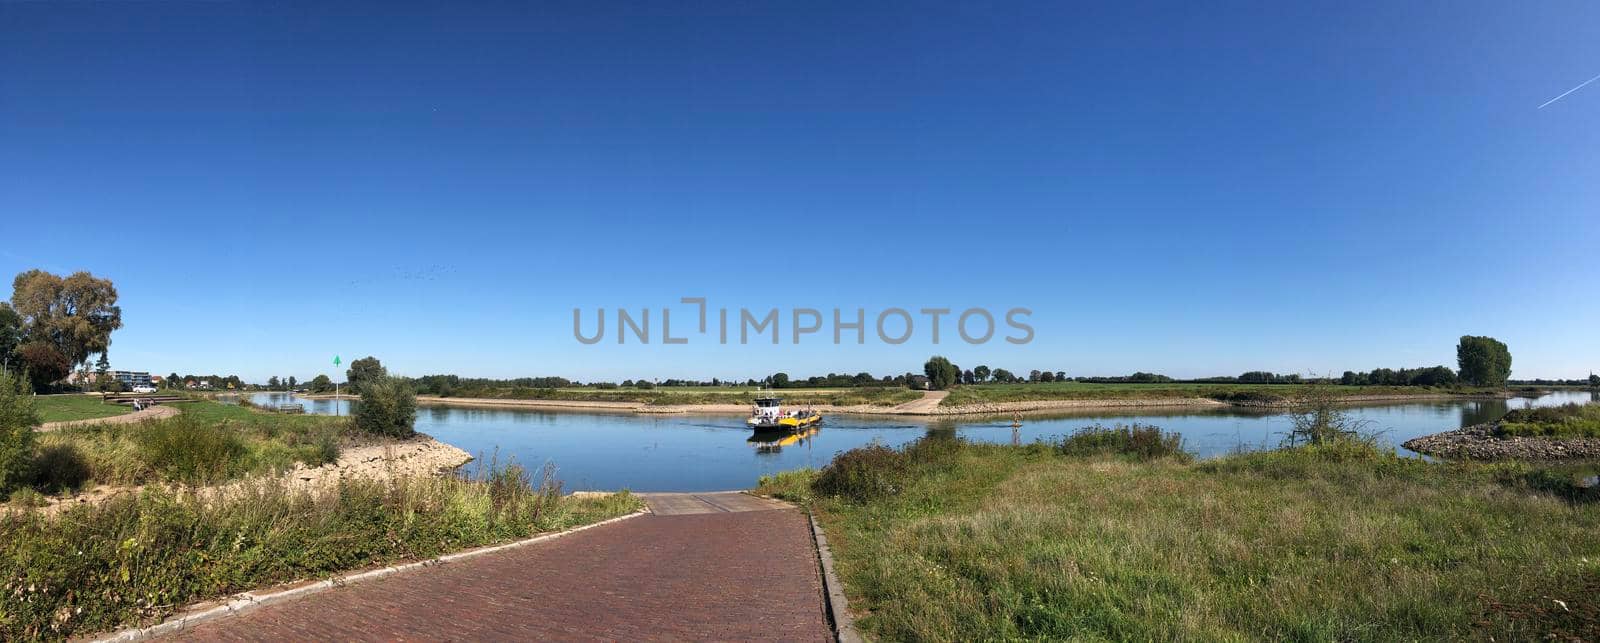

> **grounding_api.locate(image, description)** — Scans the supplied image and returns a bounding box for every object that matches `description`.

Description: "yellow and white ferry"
[746,396,822,431]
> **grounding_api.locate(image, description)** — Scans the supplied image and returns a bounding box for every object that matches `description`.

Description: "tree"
[1456,336,1512,387]
[992,368,1015,383]
[0,370,40,495]
[973,365,990,383]
[16,342,70,392]
[770,372,790,388]
[308,374,334,393]
[93,352,120,393]
[1591,373,1600,388]
[1040,371,1056,382]
[267,376,281,389]
[0,303,20,374]
[345,356,386,393]
[1055,371,1066,381]
[288,375,298,389]
[923,356,959,391]
[354,376,417,438]
[165,372,180,389]
[9,270,123,371]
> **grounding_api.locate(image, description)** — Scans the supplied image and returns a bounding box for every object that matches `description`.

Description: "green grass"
[28,400,350,492]
[32,395,134,423]
[1498,403,1600,439]
[0,465,642,640]
[429,386,920,407]
[763,437,1600,640]
[940,382,1501,406]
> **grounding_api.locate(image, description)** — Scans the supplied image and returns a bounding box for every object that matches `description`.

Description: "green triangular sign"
[333,355,342,367]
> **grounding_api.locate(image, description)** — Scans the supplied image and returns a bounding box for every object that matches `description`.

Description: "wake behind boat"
[746,396,822,431]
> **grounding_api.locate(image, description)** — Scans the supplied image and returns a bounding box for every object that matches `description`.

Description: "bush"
[29,442,91,492]
[0,370,40,494]
[354,376,418,438]
[133,416,246,484]
[812,442,910,503]
[1055,423,1190,461]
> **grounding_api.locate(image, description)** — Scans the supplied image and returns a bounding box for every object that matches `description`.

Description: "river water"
[243,390,1597,492]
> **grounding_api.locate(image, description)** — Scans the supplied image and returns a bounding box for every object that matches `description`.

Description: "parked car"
[131,385,157,394]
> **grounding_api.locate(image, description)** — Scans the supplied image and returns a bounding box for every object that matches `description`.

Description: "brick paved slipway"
[166,493,831,641]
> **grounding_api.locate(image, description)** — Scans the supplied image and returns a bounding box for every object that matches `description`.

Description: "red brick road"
[170,502,830,641]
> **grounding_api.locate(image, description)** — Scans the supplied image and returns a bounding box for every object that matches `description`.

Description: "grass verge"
[0,463,641,640]
[760,435,1600,640]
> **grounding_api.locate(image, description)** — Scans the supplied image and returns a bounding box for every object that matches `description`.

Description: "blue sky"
[2,1,1597,383]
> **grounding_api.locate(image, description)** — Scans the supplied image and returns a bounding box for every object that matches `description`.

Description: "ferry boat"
[746,396,822,431]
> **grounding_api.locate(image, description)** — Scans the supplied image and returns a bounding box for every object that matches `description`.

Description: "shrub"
[133,416,246,484]
[813,442,910,502]
[354,376,418,438]
[29,442,91,492]
[1055,423,1189,461]
[0,370,39,494]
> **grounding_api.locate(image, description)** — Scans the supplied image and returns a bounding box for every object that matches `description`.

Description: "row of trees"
[1339,366,1458,387]
[0,270,123,392]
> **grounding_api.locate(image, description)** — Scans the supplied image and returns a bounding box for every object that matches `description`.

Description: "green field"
[760,437,1600,640]
[33,394,135,423]
[940,382,1503,406]
[432,386,921,407]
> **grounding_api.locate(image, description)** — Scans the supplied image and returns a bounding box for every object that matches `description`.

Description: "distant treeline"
[1338,366,1458,387]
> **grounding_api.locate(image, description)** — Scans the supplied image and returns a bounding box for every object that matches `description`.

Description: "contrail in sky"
[1538,71,1600,109]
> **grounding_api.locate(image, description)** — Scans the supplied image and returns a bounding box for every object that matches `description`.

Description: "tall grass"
[0,465,641,640]
[781,435,1600,640]
[1498,403,1600,438]
[30,403,347,492]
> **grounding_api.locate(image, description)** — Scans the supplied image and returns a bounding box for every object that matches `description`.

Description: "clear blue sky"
[2,1,1596,383]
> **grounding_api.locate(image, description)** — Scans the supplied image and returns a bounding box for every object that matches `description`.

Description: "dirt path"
[165,493,830,641]
[891,390,948,413]
[39,404,179,432]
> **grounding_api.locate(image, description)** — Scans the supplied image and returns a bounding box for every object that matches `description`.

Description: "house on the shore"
[908,374,931,390]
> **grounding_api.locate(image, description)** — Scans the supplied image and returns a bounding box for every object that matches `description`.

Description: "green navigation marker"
[334,355,342,367]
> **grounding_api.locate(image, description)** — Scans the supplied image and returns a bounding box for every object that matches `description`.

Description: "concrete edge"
[91,509,649,642]
[809,512,864,643]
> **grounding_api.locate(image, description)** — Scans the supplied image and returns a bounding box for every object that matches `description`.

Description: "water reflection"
[238,390,1598,492]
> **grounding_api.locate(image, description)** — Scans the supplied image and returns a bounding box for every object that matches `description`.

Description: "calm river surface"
[245,390,1597,492]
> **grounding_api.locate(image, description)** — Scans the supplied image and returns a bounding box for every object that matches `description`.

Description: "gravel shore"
[1402,423,1600,460]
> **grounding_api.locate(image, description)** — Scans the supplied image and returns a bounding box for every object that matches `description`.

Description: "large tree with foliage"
[1456,336,1512,387]
[15,342,70,393]
[9,270,123,375]
[924,356,960,391]
[345,356,386,393]
[308,374,334,393]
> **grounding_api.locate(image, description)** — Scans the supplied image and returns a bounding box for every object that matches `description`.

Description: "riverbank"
[404,390,1512,417]
[757,435,1600,640]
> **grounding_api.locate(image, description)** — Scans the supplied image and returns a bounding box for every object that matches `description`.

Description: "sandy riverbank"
[23,435,473,516]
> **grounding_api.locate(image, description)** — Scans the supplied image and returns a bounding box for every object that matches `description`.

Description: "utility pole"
[333,355,343,417]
